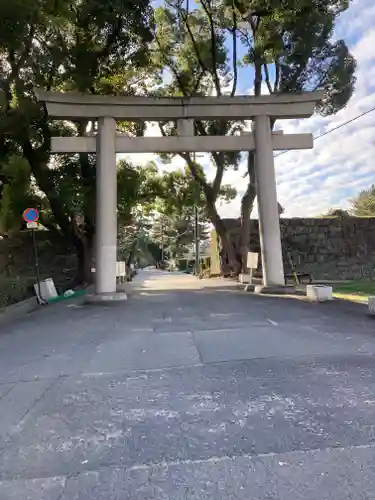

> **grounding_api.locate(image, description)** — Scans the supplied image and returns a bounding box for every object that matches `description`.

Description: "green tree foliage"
[150,168,235,258]
[116,161,163,227]
[117,210,157,270]
[116,162,166,268]
[150,180,205,260]
[116,164,231,266]
[350,185,375,217]
[151,2,243,270]
[150,0,356,273]
[0,0,155,282]
[151,171,204,259]
[323,208,350,218]
[228,0,355,113]
[0,155,39,232]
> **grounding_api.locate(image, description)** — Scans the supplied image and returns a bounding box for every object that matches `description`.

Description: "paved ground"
[1,270,375,499]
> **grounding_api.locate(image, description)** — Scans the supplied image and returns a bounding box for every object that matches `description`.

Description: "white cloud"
[219,0,375,218]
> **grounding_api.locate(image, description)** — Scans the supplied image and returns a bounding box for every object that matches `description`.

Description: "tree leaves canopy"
[350,185,375,217]
[0,0,156,255]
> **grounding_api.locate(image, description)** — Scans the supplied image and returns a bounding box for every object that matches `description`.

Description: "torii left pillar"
[88,116,127,302]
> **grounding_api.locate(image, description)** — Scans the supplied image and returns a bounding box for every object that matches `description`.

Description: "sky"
[122,0,375,218]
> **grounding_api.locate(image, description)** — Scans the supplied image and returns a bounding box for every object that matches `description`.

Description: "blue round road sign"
[23,208,39,222]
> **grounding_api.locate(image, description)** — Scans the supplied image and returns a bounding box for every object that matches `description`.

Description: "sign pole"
[31,227,43,303]
[23,208,46,305]
[193,176,201,278]
[194,204,200,277]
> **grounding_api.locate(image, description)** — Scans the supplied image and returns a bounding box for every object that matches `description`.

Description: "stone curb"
[0,296,39,324]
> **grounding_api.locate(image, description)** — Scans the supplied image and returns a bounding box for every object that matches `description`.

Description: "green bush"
[0,277,33,308]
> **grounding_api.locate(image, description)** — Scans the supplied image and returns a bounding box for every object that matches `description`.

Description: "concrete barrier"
[306,285,333,302]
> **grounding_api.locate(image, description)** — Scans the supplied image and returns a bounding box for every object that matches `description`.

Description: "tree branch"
[254,60,262,96]
[8,23,35,86]
[193,69,206,93]
[22,140,81,245]
[181,153,209,189]
[248,151,256,185]
[193,119,225,200]
[175,4,211,78]
[158,123,167,137]
[263,63,273,94]
[158,123,205,189]
[248,14,262,97]
[76,121,95,235]
[38,213,63,237]
[154,34,189,96]
[274,59,281,93]
[211,160,225,199]
[230,7,238,97]
[100,17,123,62]
[200,0,221,96]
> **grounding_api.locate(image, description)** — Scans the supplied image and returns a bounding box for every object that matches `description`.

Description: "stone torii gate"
[35,89,322,301]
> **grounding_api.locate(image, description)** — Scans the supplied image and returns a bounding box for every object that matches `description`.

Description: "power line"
[241,104,375,178]
[274,104,375,159]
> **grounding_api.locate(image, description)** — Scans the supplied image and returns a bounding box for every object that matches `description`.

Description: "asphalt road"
[1,270,375,499]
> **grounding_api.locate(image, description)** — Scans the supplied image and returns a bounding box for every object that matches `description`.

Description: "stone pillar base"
[244,284,256,292]
[85,292,127,304]
[116,283,128,292]
[254,284,296,295]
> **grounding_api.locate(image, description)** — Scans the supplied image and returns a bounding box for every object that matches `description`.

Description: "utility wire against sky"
[274,105,375,159]
[240,104,375,178]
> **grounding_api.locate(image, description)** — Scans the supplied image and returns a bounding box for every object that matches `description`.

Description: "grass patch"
[331,280,375,304]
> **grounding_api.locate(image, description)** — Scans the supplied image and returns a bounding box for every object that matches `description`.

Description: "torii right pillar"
[254,115,290,293]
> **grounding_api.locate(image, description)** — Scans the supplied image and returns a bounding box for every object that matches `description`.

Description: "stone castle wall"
[2,218,375,286]
[223,217,375,280]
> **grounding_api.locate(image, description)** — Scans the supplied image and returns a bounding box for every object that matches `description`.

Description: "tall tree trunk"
[75,235,94,286]
[205,199,238,274]
[127,239,137,269]
[184,154,238,273]
[238,41,262,274]
[240,152,257,273]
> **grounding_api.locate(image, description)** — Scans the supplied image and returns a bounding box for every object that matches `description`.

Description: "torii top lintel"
[34,89,324,121]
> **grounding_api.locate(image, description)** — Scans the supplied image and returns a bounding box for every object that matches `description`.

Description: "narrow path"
[1,270,375,499]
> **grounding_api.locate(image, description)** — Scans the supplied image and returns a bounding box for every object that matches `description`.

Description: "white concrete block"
[306,285,333,302]
[239,273,251,284]
[368,296,375,315]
